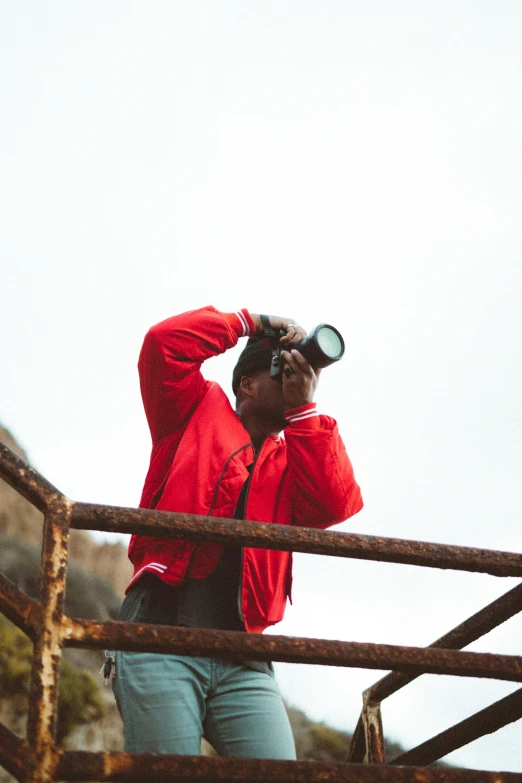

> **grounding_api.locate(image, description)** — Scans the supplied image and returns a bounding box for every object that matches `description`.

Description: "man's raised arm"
[139,306,255,442]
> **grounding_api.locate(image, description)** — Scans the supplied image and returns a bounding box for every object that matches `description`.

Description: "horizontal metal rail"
[62,618,522,681]
[70,501,522,577]
[0,439,521,577]
[391,687,522,766]
[0,441,62,512]
[55,752,522,782]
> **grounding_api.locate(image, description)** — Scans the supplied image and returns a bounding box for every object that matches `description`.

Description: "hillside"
[0,425,132,596]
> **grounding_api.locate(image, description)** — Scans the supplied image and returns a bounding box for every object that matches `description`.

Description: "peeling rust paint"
[25,498,71,783]
[362,693,386,764]
[69,500,522,577]
[55,751,522,782]
[62,617,522,681]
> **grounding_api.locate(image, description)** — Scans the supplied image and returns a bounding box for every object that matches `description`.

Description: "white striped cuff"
[284,404,319,423]
[129,561,167,586]
[235,310,250,337]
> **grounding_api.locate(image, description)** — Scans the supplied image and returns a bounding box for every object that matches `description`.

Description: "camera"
[268,324,345,382]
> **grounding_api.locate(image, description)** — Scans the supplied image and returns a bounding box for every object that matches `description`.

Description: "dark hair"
[232,338,273,396]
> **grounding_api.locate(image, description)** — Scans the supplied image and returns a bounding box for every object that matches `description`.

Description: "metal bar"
[0,721,27,780]
[1,439,520,577]
[70,501,522,577]
[62,618,522,682]
[391,687,522,767]
[346,715,366,763]
[26,498,71,783]
[367,580,522,703]
[0,442,62,513]
[362,694,386,763]
[55,752,522,782]
[0,571,40,640]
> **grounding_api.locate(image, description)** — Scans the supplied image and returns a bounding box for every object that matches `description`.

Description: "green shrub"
[0,613,33,696]
[57,657,104,742]
[309,723,350,761]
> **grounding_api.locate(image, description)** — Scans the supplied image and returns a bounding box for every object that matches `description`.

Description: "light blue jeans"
[113,652,296,759]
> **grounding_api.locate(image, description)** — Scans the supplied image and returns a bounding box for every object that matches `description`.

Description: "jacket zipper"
[185,443,253,581]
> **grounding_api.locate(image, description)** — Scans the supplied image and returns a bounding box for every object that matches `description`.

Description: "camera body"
[268,324,345,382]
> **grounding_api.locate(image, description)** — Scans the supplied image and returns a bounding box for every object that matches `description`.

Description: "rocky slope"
[0,425,132,597]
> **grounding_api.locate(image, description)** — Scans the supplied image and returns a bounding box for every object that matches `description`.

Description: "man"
[113,306,363,759]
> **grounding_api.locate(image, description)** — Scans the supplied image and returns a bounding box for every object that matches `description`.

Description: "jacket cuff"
[223,309,256,338]
[284,402,321,429]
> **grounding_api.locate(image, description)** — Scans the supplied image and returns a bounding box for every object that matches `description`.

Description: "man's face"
[248,368,287,431]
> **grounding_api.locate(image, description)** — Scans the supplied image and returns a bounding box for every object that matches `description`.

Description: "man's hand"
[280,349,321,409]
[250,314,307,347]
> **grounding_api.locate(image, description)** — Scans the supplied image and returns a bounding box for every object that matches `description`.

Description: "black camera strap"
[259,314,277,341]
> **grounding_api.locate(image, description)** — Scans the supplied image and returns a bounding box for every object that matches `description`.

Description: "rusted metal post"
[25,497,71,783]
[361,688,386,764]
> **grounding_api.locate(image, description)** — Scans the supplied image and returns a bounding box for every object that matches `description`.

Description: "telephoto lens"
[297,324,344,368]
[270,324,345,381]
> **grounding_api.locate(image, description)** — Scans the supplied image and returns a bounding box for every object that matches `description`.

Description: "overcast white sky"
[2,1,522,772]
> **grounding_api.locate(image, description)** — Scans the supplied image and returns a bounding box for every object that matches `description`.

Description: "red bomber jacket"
[127,306,363,633]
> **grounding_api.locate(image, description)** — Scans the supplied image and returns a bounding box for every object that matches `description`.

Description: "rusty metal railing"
[0,440,521,783]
